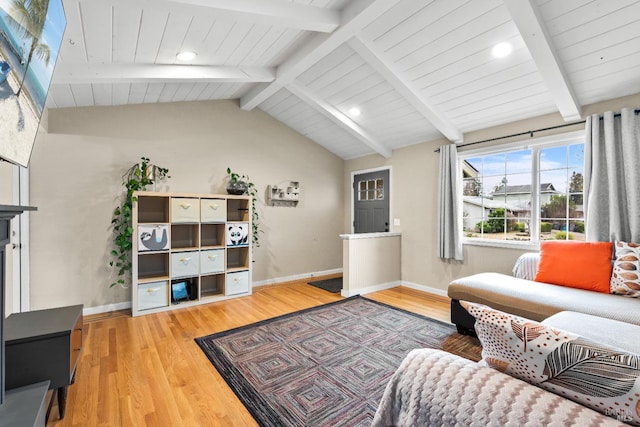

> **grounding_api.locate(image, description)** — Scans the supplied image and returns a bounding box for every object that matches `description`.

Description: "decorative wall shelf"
[267,181,300,207]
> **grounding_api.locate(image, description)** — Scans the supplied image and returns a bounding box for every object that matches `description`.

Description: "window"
[460,133,584,246]
[357,178,384,201]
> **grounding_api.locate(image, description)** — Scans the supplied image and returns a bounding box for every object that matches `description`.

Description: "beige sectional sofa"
[448,253,640,334]
[375,261,640,426]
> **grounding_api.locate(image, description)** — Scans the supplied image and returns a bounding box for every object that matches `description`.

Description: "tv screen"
[0,0,66,167]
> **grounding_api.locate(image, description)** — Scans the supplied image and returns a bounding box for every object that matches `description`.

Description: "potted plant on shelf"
[109,157,170,288]
[226,167,261,247]
[226,169,248,195]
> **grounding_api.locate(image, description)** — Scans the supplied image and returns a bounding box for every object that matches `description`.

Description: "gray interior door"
[353,169,389,233]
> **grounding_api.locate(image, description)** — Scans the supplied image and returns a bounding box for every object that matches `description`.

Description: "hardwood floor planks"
[46,279,450,426]
[366,286,450,322]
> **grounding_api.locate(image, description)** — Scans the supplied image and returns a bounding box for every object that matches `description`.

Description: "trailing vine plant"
[227,167,261,247]
[110,157,170,288]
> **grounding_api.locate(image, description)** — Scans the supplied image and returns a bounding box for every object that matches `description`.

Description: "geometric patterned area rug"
[195,296,481,427]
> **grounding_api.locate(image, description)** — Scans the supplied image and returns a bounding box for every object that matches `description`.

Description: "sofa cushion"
[542,311,640,354]
[611,241,640,297]
[534,241,613,293]
[462,301,640,426]
[448,272,640,326]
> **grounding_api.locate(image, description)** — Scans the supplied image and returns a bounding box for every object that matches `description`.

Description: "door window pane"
[357,179,384,201]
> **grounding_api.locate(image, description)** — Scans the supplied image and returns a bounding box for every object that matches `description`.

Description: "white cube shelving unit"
[131,191,252,316]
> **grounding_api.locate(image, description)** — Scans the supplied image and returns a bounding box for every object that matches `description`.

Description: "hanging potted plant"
[109,157,170,288]
[226,167,261,247]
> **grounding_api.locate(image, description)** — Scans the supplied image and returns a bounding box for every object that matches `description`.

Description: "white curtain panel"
[438,144,463,261]
[584,108,640,242]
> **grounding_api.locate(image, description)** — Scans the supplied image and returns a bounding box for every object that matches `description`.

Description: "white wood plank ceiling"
[48,0,640,160]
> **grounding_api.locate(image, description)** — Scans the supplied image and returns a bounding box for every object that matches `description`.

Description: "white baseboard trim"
[83,301,132,316]
[252,268,343,287]
[340,280,401,298]
[400,281,448,298]
[81,277,446,315]
[84,269,344,315]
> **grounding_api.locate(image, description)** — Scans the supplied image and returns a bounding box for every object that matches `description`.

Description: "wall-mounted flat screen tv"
[0,0,65,167]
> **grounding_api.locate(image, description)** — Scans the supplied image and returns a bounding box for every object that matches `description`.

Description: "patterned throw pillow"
[462,301,640,426]
[611,241,640,297]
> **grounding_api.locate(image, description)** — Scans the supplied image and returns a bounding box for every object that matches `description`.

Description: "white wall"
[28,100,345,310]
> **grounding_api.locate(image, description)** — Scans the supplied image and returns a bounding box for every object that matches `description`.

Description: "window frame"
[458,130,585,250]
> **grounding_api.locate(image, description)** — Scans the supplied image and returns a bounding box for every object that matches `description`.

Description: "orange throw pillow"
[534,241,613,293]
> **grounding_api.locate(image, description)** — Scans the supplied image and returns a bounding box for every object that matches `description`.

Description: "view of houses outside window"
[461,140,584,244]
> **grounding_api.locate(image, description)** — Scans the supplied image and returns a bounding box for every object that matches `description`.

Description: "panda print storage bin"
[226,223,249,246]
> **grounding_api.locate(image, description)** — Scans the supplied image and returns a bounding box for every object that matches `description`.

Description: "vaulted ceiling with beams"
[49,0,640,160]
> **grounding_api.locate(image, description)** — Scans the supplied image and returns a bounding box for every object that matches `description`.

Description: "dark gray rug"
[195,296,481,427]
[307,277,342,293]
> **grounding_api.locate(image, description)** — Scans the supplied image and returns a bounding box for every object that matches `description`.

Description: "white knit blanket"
[372,349,627,427]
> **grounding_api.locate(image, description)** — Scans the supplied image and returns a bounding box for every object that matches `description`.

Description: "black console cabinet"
[5,304,83,419]
[0,204,46,427]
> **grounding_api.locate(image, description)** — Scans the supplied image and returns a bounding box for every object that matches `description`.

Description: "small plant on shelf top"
[109,157,170,288]
[227,167,261,247]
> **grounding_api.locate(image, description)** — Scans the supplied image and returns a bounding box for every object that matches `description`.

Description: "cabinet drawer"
[171,198,199,223]
[226,271,250,296]
[70,315,83,377]
[171,251,200,278]
[201,199,226,222]
[138,281,168,311]
[200,249,225,274]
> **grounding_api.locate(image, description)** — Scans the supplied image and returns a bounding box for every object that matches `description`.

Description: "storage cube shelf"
[171,224,199,249]
[226,198,250,222]
[137,196,169,223]
[138,252,169,281]
[200,274,224,297]
[201,224,225,247]
[131,192,252,316]
[227,247,250,271]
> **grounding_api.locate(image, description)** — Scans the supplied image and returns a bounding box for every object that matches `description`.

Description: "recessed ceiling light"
[348,107,361,116]
[491,42,512,58]
[176,51,197,61]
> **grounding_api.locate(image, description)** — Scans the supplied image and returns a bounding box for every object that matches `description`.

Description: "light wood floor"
[46,277,450,426]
